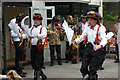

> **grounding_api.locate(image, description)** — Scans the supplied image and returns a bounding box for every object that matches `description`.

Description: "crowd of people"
[7,10,120,80]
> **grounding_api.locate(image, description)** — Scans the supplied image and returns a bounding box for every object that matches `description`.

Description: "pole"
[2,3,7,74]
[0,1,3,74]
[100,0,103,24]
[99,0,103,23]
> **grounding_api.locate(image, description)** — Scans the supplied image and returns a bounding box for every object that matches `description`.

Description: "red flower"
[94,16,98,19]
[40,16,43,19]
[34,15,38,17]
[22,16,24,18]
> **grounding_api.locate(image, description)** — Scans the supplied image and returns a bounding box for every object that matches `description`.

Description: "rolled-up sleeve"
[38,27,47,39]
[21,34,28,39]
[11,30,18,38]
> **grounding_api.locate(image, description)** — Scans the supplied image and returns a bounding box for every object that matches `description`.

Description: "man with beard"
[29,13,47,80]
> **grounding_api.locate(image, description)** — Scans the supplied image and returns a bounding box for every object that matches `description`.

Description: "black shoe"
[42,74,47,80]
[98,67,104,70]
[50,63,54,66]
[33,77,37,80]
[41,66,46,69]
[58,61,62,65]
[90,74,98,80]
[22,72,27,75]
[72,61,77,64]
[65,60,69,63]
[79,58,82,61]
[114,60,119,63]
[71,60,77,64]
[19,73,26,77]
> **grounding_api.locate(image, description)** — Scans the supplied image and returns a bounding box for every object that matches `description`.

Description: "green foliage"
[103,2,118,22]
[103,11,118,22]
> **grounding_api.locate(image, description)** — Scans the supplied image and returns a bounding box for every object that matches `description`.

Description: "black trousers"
[14,41,24,74]
[66,41,72,61]
[115,44,119,60]
[49,45,61,60]
[31,45,44,70]
[79,41,86,59]
[66,41,70,50]
[99,46,106,67]
[80,43,105,75]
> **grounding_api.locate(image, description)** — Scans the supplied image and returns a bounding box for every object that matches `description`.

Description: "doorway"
[2,2,32,73]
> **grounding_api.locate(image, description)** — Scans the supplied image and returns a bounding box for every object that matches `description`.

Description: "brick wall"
[103,21,117,32]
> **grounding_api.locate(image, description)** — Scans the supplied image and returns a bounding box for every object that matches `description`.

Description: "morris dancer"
[8,13,27,77]
[70,11,107,80]
[29,13,47,80]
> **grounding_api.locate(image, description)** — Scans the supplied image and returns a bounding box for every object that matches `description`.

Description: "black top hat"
[16,13,24,23]
[33,13,43,20]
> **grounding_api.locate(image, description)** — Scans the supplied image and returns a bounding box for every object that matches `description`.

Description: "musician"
[70,11,107,80]
[47,15,64,66]
[8,13,27,77]
[29,13,47,80]
[65,15,76,63]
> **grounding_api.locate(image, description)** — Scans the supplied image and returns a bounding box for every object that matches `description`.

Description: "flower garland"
[67,19,76,25]
[54,15,64,23]
[16,13,24,23]
[87,11,101,20]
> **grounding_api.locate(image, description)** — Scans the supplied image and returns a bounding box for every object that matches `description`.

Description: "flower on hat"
[34,15,38,17]
[91,11,95,14]
[58,18,61,21]
[67,18,76,25]
[53,15,64,23]
[33,13,43,20]
[16,13,24,23]
[81,15,83,17]
[87,11,95,15]
[87,11,101,21]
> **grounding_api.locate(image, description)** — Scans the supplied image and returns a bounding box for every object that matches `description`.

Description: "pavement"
[23,54,118,79]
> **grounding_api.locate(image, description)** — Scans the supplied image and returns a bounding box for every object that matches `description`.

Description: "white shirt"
[29,25,47,45]
[75,24,107,47]
[81,22,89,32]
[100,23,106,32]
[10,24,27,42]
